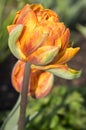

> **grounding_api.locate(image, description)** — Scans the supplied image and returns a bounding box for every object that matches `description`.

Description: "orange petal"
[30,4,44,12]
[14,4,37,32]
[56,47,80,64]
[32,64,67,70]
[14,4,30,24]
[20,25,49,56]
[44,22,66,45]
[11,60,54,98]
[38,9,59,22]
[21,8,37,30]
[11,60,25,92]
[55,23,66,37]
[13,11,20,24]
[29,69,54,98]
[61,28,70,50]
[7,24,19,33]
[28,45,60,65]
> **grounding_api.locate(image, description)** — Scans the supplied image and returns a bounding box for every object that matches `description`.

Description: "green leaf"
[47,67,82,80]
[0,96,20,130]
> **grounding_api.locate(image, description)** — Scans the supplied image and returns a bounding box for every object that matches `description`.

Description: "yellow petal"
[14,4,37,32]
[56,47,80,64]
[30,4,44,12]
[20,25,48,56]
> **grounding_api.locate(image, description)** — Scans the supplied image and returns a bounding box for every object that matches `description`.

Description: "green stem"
[18,62,31,130]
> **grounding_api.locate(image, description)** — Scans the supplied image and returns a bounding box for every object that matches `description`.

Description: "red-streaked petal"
[29,69,54,98]
[11,60,54,98]
[14,4,37,32]
[61,28,70,50]
[30,4,44,12]
[14,4,30,24]
[11,60,25,92]
[7,24,20,33]
[20,25,48,56]
[28,45,60,65]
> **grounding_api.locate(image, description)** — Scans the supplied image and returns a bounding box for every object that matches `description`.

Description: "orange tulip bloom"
[8,4,81,98]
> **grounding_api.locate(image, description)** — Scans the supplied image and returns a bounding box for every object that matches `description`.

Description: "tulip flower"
[8,4,81,98]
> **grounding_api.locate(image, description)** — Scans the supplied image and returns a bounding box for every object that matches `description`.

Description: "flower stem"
[18,62,31,130]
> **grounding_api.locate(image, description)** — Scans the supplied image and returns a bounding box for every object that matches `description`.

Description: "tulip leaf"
[0,96,20,130]
[8,24,26,60]
[47,67,82,80]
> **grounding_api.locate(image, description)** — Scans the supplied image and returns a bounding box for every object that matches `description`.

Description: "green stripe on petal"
[47,66,82,80]
[28,46,60,66]
[8,24,26,60]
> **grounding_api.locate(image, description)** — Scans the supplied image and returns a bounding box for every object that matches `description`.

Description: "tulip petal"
[47,65,81,80]
[29,69,54,98]
[12,60,25,92]
[30,4,44,12]
[7,25,18,33]
[14,4,37,32]
[8,24,26,60]
[20,25,49,56]
[12,60,54,98]
[28,45,60,65]
[56,47,80,64]
[61,28,70,50]
[14,4,30,24]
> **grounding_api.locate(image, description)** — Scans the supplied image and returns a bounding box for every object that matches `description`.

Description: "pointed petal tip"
[47,65,82,80]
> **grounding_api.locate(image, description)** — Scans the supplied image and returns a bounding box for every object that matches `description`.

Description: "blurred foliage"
[0,86,86,130]
[76,24,86,38]
[0,0,15,63]
[24,86,86,130]
[29,0,86,26]
[0,0,86,63]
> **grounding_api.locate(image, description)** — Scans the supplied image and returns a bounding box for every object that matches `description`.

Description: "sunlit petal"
[29,69,54,98]
[47,65,81,79]
[20,25,49,56]
[56,47,80,64]
[28,45,60,65]
[61,28,70,50]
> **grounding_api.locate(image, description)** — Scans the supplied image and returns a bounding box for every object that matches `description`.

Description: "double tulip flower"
[7,4,81,98]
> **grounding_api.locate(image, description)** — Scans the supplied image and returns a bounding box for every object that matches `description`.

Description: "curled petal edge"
[29,71,54,98]
[8,24,27,60]
[28,45,60,66]
[47,66,82,80]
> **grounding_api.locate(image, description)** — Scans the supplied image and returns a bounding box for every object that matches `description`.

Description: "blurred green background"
[0,0,86,130]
